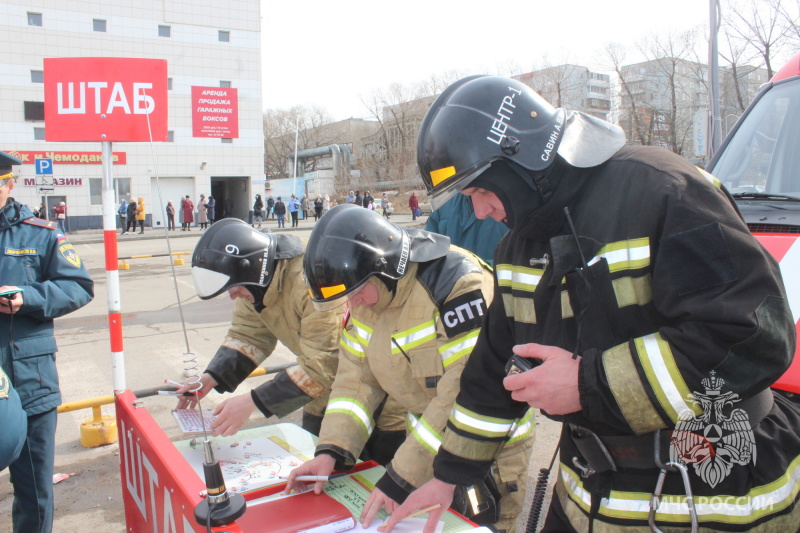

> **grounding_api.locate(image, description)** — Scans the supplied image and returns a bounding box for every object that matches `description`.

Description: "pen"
[157,390,195,397]
[279,475,329,481]
[376,504,442,531]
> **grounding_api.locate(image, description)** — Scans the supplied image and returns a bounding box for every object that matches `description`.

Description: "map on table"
[180,435,306,493]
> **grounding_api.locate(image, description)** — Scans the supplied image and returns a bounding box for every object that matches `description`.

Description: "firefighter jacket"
[0,200,94,415]
[434,146,800,531]
[315,244,535,513]
[204,245,343,418]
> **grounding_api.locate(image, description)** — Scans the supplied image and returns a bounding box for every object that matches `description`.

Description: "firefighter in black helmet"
[289,204,534,533]
[383,76,800,533]
[178,218,348,437]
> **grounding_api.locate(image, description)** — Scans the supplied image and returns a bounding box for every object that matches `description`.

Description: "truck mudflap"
[756,234,800,394]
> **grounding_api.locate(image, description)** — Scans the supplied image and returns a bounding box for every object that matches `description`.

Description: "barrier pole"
[102,141,126,393]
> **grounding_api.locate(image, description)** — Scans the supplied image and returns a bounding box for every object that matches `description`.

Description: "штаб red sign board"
[191,86,239,138]
[44,57,168,142]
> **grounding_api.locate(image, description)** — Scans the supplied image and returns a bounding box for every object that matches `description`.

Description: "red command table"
[116,390,487,532]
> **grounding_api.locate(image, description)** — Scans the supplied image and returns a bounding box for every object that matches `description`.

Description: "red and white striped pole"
[102,141,126,393]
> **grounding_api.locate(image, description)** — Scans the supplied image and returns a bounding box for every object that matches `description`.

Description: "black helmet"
[304,204,412,311]
[417,75,626,210]
[192,219,299,299]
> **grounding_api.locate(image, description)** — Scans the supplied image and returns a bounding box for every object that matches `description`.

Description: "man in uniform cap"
[0,150,94,532]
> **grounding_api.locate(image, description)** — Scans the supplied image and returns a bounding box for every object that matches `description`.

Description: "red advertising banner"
[44,57,168,142]
[4,150,127,165]
[192,86,239,138]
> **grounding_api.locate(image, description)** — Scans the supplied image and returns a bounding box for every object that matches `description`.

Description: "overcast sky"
[261,0,711,121]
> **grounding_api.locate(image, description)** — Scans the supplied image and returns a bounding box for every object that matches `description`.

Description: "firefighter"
[383,75,800,532]
[285,204,534,533]
[179,219,404,463]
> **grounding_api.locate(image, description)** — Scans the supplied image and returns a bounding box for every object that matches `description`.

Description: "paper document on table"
[360,517,444,532]
[323,465,477,533]
[172,408,216,434]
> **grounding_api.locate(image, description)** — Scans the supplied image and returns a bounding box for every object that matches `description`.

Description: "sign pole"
[102,141,126,393]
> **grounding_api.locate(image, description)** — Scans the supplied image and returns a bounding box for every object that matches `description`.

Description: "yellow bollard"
[80,405,118,448]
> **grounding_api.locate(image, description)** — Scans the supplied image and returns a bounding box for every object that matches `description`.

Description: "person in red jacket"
[408,191,420,221]
[181,195,194,231]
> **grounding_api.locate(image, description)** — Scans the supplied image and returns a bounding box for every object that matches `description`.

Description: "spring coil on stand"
[182,351,203,396]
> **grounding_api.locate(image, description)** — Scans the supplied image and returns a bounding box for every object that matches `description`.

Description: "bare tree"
[633,29,705,155]
[602,42,655,146]
[725,0,792,78]
[263,105,336,180]
[359,82,430,191]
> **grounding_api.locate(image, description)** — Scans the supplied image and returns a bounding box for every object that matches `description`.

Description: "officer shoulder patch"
[441,290,487,338]
[58,242,82,268]
[22,218,59,230]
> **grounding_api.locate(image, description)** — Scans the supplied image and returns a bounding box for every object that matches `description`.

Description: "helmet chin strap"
[245,285,267,312]
[471,160,552,229]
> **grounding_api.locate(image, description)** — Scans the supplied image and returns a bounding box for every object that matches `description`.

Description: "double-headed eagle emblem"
[670,371,756,488]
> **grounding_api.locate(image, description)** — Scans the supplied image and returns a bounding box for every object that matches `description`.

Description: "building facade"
[514,65,613,121]
[1,0,263,230]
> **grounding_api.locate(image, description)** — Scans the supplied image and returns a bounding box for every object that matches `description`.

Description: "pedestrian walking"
[207,196,216,225]
[52,201,67,234]
[253,194,264,228]
[313,195,323,221]
[181,195,194,231]
[273,196,286,228]
[301,194,309,221]
[408,191,420,221]
[135,196,146,234]
[197,194,209,230]
[166,201,176,230]
[288,194,301,227]
[118,198,128,232]
[125,199,137,234]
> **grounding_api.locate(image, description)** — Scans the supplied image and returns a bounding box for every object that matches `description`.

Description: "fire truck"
[706,51,800,400]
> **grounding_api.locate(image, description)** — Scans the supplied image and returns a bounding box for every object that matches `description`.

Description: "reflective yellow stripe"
[391,320,437,354]
[340,328,365,358]
[635,333,702,423]
[351,318,373,345]
[561,454,800,524]
[408,413,442,455]
[326,398,373,437]
[450,404,515,439]
[612,274,653,308]
[438,330,479,367]
[496,265,543,292]
[604,342,664,433]
[430,166,456,187]
[561,289,573,319]
[696,167,723,189]
[502,293,536,324]
[590,238,650,273]
[507,408,535,444]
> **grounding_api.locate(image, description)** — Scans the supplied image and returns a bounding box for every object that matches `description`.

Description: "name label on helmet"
[441,290,486,338]
[486,86,523,145]
[258,249,270,284]
[397,233,410,276]
[541,113,564,162]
